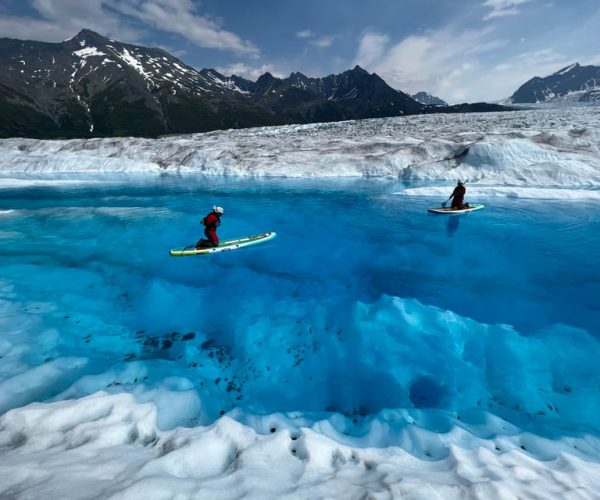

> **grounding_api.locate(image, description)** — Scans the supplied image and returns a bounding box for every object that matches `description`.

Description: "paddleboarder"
[196,206,224,249]
[447,180,469,210]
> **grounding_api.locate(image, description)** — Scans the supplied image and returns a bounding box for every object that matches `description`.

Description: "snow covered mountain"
[0,29,511,139]
[0,29,284,138]
[227,66,425,121]
[411,91,447,106]
[509,63,600,103]
[0,29,425,138]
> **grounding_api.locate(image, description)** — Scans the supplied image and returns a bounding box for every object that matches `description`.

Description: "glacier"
[1,109,600,499]
[1,107,600,194]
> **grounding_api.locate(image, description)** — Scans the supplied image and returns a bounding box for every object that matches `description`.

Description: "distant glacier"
[2,108,599,194]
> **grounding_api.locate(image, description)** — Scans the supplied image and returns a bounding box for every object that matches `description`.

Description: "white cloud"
[485,7,519,19]
[351,27,578,103]
[0,15,77,41]
[0,0,258,56]
[296,29,313,38]
[482,0,533,20]
[310,36,334,48]
[296,28,335,48]
[354,32,390,68]
[109,0,259,56]
[490,48,575,79]
[0,0,139,42]
[215,63,285,81]
[353,28,505,101]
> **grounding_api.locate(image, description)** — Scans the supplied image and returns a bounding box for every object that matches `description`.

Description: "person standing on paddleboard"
[196,206,224,249]
[447,180,469,210]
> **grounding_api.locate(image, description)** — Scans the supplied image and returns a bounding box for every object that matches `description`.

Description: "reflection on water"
[446,216,460,237]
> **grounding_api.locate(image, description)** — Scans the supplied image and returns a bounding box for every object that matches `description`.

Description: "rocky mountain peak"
[350,65,368,74]
[67,29,111,46]
[510,62,600,103]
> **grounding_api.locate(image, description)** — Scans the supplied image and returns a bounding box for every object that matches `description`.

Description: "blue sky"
[1,0,599,102]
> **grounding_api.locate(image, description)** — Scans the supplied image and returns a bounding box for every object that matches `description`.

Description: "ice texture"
[3,391,600,499]
[1,107,600,192]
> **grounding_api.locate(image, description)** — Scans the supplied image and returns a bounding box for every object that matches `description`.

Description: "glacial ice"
[1,107,600,195]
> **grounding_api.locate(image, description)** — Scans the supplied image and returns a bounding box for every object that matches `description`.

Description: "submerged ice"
[0,179,599,431]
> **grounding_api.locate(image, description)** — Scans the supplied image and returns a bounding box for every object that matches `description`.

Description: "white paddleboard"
[428,204,485,214]
[170,232,276,256]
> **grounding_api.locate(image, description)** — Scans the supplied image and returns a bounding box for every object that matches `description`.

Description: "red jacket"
[202,212,220,246]
[202,212,220,229]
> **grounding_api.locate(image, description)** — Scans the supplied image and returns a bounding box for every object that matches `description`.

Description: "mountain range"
[509,63,600,103]
[0,29,508,139]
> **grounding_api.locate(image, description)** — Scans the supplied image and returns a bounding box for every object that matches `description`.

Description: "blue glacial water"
[1,175,599,437]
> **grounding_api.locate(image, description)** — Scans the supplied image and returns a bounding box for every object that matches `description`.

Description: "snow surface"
[2,391,600,499]
[1,107,600,197]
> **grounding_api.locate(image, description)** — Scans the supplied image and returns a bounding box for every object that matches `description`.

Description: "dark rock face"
[510,63,600,103]
[0,30,513,138]
[241,66,424,121]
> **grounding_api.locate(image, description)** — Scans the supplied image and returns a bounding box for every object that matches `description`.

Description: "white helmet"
[213,206,224,214]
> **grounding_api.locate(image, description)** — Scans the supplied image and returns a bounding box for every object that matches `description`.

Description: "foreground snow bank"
[1,107,600,188]
[3,282,600,497]
[2,392,600,499]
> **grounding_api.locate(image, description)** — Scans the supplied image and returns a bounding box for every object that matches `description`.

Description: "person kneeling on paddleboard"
[196,206,224,249]
[446,180,469,210]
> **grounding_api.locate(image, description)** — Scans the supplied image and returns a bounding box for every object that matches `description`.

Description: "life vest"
[453,185,466,198]
[202,212,220,229]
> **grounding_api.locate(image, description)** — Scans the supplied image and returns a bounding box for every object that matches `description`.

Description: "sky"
[1,0,599,103]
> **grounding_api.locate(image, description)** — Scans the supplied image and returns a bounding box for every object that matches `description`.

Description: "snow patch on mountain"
[118,48,152,81]
[557,63,579,76]
[73,47,107,58]
[203,70,250,94]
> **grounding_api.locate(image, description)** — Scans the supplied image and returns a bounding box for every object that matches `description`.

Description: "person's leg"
[206,228,219,247]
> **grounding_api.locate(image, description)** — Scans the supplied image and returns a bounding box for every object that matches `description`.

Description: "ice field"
[1,107,600,498]
[0,107,599,188]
